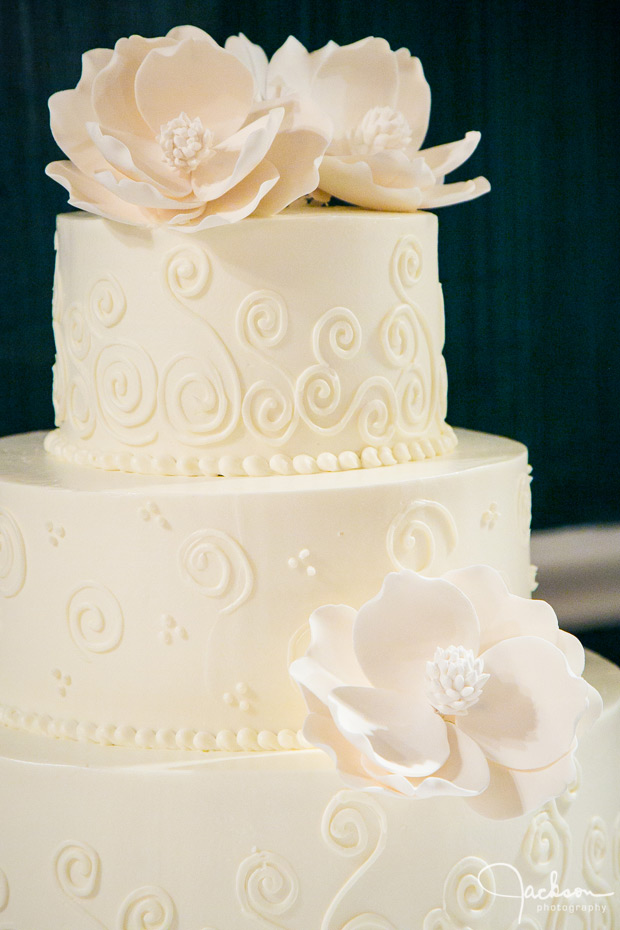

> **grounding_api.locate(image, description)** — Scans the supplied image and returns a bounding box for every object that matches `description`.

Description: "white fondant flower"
[290,566,601,820]
[46,27,330,230]
[236,34,490,211]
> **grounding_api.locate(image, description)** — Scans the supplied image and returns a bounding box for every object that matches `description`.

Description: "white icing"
[48,210,452,475]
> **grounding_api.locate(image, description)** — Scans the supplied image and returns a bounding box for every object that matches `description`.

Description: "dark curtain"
[0,0,618,530]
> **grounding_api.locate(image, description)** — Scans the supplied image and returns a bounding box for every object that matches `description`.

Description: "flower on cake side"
[46,26,330,230]
[290,566,601,820]
[228,34,490,211]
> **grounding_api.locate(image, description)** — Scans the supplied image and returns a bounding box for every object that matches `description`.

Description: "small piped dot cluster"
[46,522,66,546]
[51,668,72,697]
[223,682,253,713]
[138,501,170,530]
[158,614,188,646]
[481,502,500,529]
[288,548,316,577]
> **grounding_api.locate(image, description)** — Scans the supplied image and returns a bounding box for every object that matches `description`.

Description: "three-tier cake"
[0,27,618,928]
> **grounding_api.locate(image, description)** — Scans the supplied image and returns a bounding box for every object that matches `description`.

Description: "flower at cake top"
[290,566,601,820]
[45,26,330,230]
[227,34,490,211]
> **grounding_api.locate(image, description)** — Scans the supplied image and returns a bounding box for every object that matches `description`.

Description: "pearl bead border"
[0,703,308,752]
[44,426,458,478]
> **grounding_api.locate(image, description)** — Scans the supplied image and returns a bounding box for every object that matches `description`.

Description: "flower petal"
[134,39,254,143]
[91,35,175,138]
[225,34,269,100]
[328,684,450,777]
[458,637,589,771]
[311,37,398,140]
[394,50,430,151]
[93,169,201,209]
[291,655,349,715]
[417,131,482,180]
[443,565,561,654]
[166,25,219,44]
[191,109,284,202]
[407,724,490,799]
[319,155,426,211]
[419,176,491,208]
[45,160,152,225]
[365,151,435,189]
[303,712,377,790]
[467,748,578,820]
[176,159,279,230]
[577,681,603,738]
[305,604,368,685]
[556,629,586,676]
[353,571,480,695]
[86,123,192,196]
[267,36,338,98]
[250,99,330,215]
[49,48,112,175]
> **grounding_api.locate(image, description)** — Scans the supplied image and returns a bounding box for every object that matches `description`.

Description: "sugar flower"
[228,34,490,211]
[46,27,330,230]
[290,566,601,819]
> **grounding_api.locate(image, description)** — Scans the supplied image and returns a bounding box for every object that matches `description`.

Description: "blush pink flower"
[290,566,601,820]
[46,27,330,230]
[247,35,491,211]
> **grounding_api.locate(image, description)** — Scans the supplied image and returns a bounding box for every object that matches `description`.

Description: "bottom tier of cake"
[0,651,618,929]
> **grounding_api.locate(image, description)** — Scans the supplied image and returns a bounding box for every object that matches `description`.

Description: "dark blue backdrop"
[0,0,619,531]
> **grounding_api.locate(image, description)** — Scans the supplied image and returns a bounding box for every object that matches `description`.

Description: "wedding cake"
[0,28,618,929]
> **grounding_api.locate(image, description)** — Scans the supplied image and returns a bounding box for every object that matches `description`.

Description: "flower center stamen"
[158,112,213,172]
[348,106,413,156]
[425,645,489,716]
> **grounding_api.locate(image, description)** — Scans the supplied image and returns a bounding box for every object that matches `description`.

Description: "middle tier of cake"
[0,429,532,750]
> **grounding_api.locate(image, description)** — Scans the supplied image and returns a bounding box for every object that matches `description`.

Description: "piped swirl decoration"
[95,343,158,446]
[89,276,127,328]
[390,235,423,301]
[67,583,124,656]
[0,508,27,598]
[385,236,441,437]
[520,806,566,878]
[179,529,253,614]
[165,245,211,303]
[52,323,68,426]
[162,352,241,446]
[117,886,177,930]
[386,500,458,575]
[67,375,96,439]
[54,841,101,899]
[321,791,399,930]
[517,469,533,545]
[296,307,398,445]
[236,849,299,928]
[583,817,611,895]
[237,290,288,351]
[423,857,495,930]
[65,303,91,361]
[237,290,299,445]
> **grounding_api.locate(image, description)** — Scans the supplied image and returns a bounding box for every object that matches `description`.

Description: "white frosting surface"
[49,208,456,476]
[0,428,531,748]
[0,651,618,927]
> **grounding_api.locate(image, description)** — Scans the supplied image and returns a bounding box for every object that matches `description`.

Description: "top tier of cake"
[46,208,455,477]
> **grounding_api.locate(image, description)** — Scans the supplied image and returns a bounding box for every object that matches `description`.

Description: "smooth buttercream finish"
[48,208,456,476]
[0,652,618,927]
[0,429,531,746]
